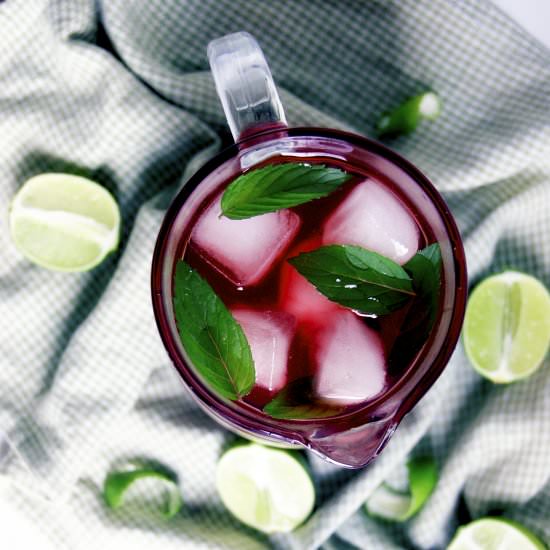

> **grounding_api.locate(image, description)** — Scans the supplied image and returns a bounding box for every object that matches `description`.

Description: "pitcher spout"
[305,415,398,469]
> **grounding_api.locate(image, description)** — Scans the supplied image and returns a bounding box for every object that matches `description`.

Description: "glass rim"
[151,126,468,434]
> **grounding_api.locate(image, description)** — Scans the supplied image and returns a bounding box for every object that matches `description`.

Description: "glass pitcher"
[151,32,467,468]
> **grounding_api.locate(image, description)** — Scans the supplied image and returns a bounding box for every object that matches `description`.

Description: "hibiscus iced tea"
[152,31,466,467]
[152,129,467,467]
[181,160,433,411]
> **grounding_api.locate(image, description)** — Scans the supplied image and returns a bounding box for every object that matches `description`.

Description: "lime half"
[216,443,315,534]
[463,271,550,383]
[447,517,547,550]
[9,173,120,272]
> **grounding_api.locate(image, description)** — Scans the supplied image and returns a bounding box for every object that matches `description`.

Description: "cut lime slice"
[365,456,438,521]
[463,271,550,383]
[447,517,547,550]
[103,459,182,519]
[216,443,315,534]
[9,173,120,272]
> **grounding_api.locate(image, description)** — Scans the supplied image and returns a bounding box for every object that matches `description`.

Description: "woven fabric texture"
[1,1,549,548]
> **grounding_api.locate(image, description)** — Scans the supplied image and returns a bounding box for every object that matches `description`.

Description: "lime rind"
[216,443,315,534]
[419,92,442,119]
[364,483,411,521]
[103,460,182,519]
[376,91,442,137]
[9,173,120,272]
[463,271,550,384]
[447,517,547,550]
[365,456,438,522]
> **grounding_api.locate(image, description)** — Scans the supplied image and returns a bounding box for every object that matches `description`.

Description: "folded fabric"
[0,1,549,548]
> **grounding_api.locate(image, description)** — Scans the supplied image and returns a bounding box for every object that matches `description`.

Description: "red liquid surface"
[178,157,434,413]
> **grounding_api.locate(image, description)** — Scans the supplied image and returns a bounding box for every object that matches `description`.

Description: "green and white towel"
[1,1,549,548]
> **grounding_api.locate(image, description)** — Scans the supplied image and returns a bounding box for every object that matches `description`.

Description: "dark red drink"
[182,155,434,409]
[152,128,467,467]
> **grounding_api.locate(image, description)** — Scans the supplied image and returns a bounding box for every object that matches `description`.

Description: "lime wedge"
[463,271,550,383]
[447,517,547,550]
[103,459,182,519]
[9,173,120,272]
[365,456,438,521]
[216,443,315,534]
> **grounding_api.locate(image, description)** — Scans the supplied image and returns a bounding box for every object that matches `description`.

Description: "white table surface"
[494,0,550,49]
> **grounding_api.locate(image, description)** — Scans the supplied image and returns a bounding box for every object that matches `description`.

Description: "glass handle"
[208,32,287,142]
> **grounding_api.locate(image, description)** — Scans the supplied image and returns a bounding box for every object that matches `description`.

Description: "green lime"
[9,173,120,272]
[216,443,315,534]
[463,271,550,383]
[447,517,547,550]
[376,91,442,137]
[365,456,438,521]
[103,459,182,519]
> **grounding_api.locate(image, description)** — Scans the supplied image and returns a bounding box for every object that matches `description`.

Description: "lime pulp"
[365,456,438,521]
[447,517,547,550]
[216,443,315,534]
[463,271,550,383]
[9,173,120,272]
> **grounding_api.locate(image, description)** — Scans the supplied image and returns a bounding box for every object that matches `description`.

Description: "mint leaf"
[221,163,351,219]
[288,245,415,315]
[389,243,442,366]
[263,378,345,420]
[417,242,442,271]
[173,261,255,400]
[403,243,442,330]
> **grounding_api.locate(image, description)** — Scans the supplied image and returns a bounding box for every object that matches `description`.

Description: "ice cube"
[313,311,386,404]
[232,309,296,393]
[279,237,342,322]
[191,195,300,286]
[323,180,419,264]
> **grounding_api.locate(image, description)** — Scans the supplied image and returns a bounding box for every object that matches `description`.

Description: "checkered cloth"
[1,1,549,548]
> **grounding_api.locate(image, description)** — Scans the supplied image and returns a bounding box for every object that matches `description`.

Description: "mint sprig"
[402,243,442,332]
[288,245,415,315]
[410,243,441,313]
[221,163,351,220]
[173,261,255,400]
[263,378,345,420]
[390,243,442,366]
